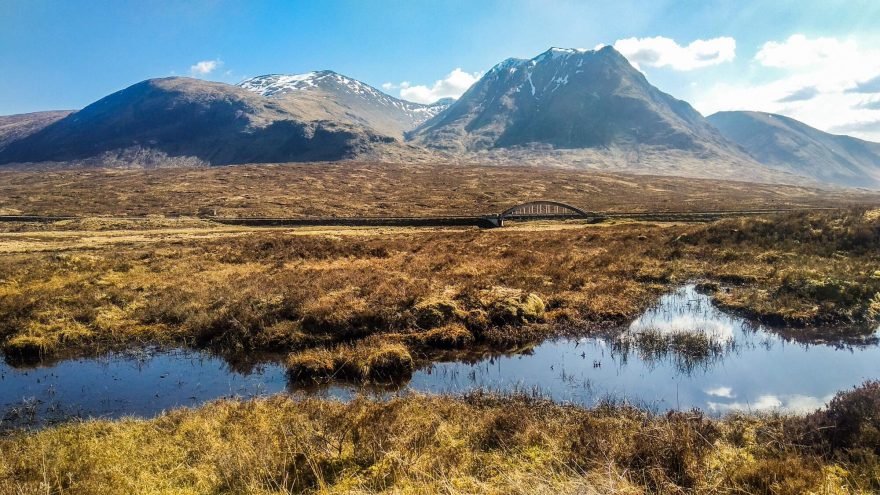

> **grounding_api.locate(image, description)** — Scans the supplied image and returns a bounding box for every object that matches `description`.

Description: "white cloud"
[190,59,223,76]
[694,34,880,141]
[613,36,736,71]
[708,394,832,414]
[705,386,735,399]
[755,34,856,69]
[708,394,781,413]
[389,68,482,104]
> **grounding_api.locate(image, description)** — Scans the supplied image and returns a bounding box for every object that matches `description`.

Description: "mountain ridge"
[708,111,880,189]
[0,49,877,189]
[0,77,395,166]
[409,46,744,159]
[0,110,76,152]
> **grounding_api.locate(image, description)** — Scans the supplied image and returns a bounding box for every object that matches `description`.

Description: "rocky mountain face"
[0,110,74,151]
[708,111,880,189]
[0,78,394,166]
[409,47,744,160]
[239,71,449,139]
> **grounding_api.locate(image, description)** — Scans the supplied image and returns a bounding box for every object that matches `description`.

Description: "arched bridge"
[484,201,602,227]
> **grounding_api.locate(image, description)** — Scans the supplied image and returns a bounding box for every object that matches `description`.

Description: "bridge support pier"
[481,215,504,228]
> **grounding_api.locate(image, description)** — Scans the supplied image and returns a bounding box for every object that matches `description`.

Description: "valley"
[1,182,879,492]
[1,29,880,494]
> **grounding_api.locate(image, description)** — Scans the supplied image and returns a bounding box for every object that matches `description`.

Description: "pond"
[3,285,879,427]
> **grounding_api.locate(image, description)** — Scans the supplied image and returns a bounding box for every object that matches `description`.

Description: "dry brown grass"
[0,162,874,219]
[0,165,877,493]
[0,210,877,374]
[286,337,415,384]
[1,385,878,494]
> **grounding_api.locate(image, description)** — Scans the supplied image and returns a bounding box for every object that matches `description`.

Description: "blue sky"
[3,0,880,139]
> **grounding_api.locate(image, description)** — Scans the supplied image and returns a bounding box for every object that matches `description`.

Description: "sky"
[2,0,880,140]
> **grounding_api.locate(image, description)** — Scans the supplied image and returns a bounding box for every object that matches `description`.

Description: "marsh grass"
[1,205,879,493]
[614,327,734,373]
[286,337,415,384]
[2,384,879,494]
[0,210,877,367]
[0,162,872,219]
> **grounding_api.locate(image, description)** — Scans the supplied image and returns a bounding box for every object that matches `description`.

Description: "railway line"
[0,206,842,228]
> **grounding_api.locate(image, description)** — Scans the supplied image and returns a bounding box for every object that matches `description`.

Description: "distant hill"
[0,110,74,151]
[708,111,880,189]
[239,71,450,139]
[0,78,393,166]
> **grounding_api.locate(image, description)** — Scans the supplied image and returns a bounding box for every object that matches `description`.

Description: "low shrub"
[800,380,880,456]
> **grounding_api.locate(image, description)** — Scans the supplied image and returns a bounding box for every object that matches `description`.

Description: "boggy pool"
[3,285,879,426]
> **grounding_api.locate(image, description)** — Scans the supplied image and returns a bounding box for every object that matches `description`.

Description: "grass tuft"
[286,338,415,384]
[3,387,880,494]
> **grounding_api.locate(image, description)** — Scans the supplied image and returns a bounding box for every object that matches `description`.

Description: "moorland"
[1,163,879,494]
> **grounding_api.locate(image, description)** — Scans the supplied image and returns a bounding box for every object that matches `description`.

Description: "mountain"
[2,51,874,188]
[0,77,394,166]
[238,71,450,139]
[708,111,880,189]
[0,110,74,151]
[409,47,746,162]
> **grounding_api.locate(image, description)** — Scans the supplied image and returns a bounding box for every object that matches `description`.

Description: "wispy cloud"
[777,86,819,103]
[829,120,880,134]
[190,59,223,76]
[846,74,880,94]
[694,34,880,141]
[854,98,880,110]
[385,68,482,104]
[613,36,736,71]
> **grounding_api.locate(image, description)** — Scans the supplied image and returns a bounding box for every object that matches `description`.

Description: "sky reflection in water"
[2,285,878,425]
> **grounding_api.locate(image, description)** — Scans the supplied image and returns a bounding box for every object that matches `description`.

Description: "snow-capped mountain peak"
[238,71,451,136]
[238,72,322,96]
[410,45,742,159]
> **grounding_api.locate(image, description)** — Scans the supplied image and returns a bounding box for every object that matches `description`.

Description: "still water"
[2,285,879,426]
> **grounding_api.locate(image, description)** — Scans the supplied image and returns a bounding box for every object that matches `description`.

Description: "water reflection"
[2,285,879,426]
[395,285,880,414]
[0,350,289,429]
[628,285,748,342]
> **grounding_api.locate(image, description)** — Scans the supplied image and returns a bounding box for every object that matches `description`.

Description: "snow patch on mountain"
[238,73,320,96]
[239,71,449,122]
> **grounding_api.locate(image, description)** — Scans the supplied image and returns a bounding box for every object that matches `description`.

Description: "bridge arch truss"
[483,200,601,227]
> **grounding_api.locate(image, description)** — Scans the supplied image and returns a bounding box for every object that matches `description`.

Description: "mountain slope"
[239,71,449,139]
[708,111,880,189]
[0,110,75,151]
[410,47,744,160]
[0,78,394,166]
